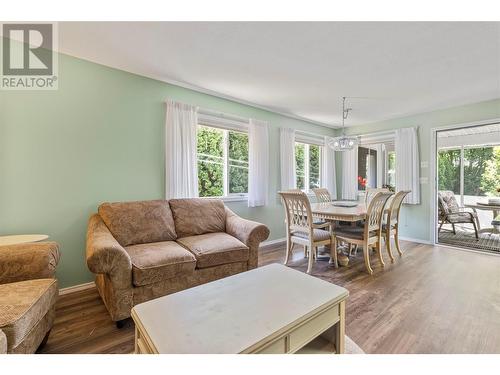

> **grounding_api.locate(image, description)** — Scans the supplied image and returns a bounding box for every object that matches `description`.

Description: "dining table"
[310,202,368,223]
[309,202,369,266]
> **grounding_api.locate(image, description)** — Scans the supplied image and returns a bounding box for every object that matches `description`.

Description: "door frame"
[429,117,500,245]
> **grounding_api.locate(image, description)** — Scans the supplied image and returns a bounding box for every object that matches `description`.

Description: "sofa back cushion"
[98,200,177,246]
[168,198,226,238]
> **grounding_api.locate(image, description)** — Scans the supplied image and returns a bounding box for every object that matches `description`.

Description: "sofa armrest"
[225,208,270,268]
[86,214,132,289]
[0,241,60,284]
[0,329,7,354]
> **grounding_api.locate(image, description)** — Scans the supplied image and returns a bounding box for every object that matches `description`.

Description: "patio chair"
[437,190,479,239]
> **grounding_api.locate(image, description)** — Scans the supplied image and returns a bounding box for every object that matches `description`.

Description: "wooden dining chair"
[279,190,337,274]
[333,192,393,275]
[365,187,390,206]
[312,188,332,203]
[382,190,411,262]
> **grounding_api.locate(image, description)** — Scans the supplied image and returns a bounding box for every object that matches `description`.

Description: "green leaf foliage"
[196,126,248,197]
[438,146,500,197]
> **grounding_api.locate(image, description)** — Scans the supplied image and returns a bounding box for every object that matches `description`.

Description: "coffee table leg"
[335,300,345,354]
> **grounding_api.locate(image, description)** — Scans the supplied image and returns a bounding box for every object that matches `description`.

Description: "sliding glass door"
[436,123,500,253]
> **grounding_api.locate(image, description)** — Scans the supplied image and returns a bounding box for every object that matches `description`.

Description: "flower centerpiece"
[358,176,367,188]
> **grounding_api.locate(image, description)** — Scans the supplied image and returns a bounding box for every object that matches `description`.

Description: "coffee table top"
[132,263,348,354]
[0,234,49,246]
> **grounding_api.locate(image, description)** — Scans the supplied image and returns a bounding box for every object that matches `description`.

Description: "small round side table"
[0,234,49,246]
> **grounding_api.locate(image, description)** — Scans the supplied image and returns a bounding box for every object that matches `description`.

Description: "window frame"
[386,150,396,189]
[357,146,374,191]
[294,141,323,193]
[196,124,249,201]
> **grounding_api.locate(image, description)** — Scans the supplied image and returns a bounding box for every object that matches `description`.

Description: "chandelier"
[328,97,359,151]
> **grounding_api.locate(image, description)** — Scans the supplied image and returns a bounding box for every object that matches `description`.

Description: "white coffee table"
[131,263,348,354]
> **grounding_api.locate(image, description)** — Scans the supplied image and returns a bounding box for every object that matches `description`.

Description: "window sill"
[199,195,248,203]
[222,195,248,203]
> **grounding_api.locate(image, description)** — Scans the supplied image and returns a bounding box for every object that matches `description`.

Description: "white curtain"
[395,127,420,204]
[165,100,199,199]
[322,137,337,199]
[375,143,385,188]
[248,119,269,207]
[341,146,358,200]
[280,128,296,190]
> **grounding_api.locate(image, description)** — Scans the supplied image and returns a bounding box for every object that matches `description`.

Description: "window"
[197,125,249,198]
[357,146,377,190]
[295,142,322,191]
[356,142,397,191]
[438,145,500,204]
[387,150,396,189]
[438,149,461,195]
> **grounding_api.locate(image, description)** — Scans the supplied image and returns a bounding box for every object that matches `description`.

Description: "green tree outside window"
[197,126,249,197]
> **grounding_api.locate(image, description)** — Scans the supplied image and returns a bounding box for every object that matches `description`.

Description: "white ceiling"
[437,123,500,148]
[58,22,500,127]
[438,123,500,138]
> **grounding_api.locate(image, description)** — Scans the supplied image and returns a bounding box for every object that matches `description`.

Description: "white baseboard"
[399,236,433,245]
[261,236,432,247]
[260,237,286,248]
[59,281,95,296]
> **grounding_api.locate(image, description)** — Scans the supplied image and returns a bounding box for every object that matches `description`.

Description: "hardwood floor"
[39,241,500,354]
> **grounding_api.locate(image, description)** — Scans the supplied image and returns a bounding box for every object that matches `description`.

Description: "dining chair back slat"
[312,188,332,203]
[366,192,393,233]
[388,190,411,224]
[383,190,411,261]
[279,190,313,235]
[365,187,390,206]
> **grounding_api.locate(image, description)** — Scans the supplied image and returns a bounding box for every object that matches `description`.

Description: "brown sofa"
[86,199,270,324]
[0,242,60,354]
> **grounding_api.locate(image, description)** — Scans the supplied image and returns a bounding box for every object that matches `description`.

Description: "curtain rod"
[295,130,326,140]
[198,107,249,124]
[356,129,396,138]
[355,125,421,138]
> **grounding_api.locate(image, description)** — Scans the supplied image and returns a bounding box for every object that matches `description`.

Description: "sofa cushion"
[168,198,226,238]
[0,329,6,354]
[177,232,249,269]
[0,279,58,351]
[99,200,177,246]
[125,241,196,286]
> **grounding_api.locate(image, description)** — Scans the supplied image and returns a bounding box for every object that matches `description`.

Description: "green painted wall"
[336,98,500,242]
[0,52,335,288]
